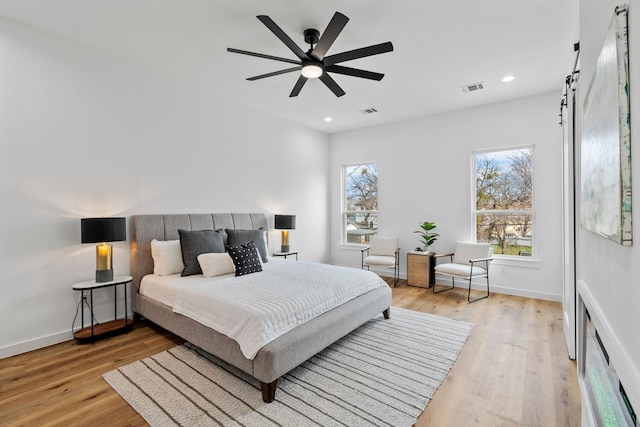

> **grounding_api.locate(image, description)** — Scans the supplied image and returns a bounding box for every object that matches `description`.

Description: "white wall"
[577,0,640,413]
[0,18,330,357]
[330,92,564,301]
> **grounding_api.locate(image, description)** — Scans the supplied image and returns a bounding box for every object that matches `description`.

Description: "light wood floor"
[0,280,581,426]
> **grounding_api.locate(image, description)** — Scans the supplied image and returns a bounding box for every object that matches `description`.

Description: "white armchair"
[361,236,400,286]
[433,242,493,303]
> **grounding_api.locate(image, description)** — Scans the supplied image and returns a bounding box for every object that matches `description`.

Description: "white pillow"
[150,239,183,276]
[198,253,236,277]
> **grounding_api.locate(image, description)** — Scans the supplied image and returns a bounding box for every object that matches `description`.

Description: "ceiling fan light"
[301,64,323,79]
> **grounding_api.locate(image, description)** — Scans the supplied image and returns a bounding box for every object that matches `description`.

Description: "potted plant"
[414,221,439,252]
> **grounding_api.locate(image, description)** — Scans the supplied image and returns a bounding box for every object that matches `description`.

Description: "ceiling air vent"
[360,107,378,115]
[461,82,485,92]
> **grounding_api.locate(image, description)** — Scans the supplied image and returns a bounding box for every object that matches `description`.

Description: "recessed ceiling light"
[324,117,332,122]
[502,75,515,82]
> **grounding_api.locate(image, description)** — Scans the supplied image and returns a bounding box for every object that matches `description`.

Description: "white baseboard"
[481,283,561,302]
[434,273,561,301]
[0,330,73,359]
[432,281,561,302]
[0,313,132,360]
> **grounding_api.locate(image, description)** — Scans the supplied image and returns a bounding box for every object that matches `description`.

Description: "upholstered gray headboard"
[129,213,268,294]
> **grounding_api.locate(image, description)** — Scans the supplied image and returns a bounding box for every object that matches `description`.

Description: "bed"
[130,213,392,402]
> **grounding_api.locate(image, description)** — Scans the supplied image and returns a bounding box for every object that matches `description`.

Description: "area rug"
[103,307,472,427]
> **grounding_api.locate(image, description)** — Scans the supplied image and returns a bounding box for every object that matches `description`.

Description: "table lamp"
[81,217,126,282]
[274,215,296,253]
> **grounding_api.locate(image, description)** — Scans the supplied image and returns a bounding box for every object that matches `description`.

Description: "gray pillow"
[215,228,228,246]
[225,228,268,263]
[178,229,225,276]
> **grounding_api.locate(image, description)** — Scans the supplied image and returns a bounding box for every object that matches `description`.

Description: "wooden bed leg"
[383,308,390,319]
[260,380,277,403]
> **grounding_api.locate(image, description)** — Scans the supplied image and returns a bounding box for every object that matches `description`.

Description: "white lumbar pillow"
[150,239,183,276]
[198,252,236,277]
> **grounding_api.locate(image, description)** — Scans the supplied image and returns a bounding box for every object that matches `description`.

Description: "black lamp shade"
[274,215,296,230]
[81,217,126,243]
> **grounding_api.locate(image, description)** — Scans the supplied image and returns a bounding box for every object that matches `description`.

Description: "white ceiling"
[0,0,579,133]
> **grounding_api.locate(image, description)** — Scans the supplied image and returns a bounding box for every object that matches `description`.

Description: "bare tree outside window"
[475,148,534,256]
[343,163,378,243]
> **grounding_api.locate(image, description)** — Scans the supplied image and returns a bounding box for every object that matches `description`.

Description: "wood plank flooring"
[0,279,581,426]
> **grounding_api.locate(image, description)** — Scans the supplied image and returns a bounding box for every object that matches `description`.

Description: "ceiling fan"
[227,12,393,98]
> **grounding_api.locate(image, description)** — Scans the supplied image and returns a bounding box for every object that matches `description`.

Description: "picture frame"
[580,4,632,246]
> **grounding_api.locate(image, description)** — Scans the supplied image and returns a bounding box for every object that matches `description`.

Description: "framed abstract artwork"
[581,4,632,246]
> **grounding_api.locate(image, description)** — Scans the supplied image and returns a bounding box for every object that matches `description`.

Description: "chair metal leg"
[393,263,398,287]
[393,250,400,287]
[433,276,455,294]
[467,275,490,303]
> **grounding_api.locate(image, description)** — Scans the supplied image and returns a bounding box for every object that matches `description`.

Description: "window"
[474,147,533,256]
[343,163,378,244]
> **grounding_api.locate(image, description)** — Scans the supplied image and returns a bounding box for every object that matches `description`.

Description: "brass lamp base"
[280,230,290,254]
[95,243,113,283]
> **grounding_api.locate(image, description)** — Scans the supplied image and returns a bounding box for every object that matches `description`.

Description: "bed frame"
[130,213,392,402]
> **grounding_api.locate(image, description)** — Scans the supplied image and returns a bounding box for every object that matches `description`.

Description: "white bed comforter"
[172,261,388,359]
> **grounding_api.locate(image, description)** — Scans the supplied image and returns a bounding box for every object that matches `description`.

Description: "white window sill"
[490,256,541,269]
[339,243,369,251]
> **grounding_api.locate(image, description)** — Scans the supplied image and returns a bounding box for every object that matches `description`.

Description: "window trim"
[471,145,536,258]
[342,161,378,246]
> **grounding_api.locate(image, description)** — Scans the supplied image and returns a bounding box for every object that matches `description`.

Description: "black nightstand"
[272,251,298,260]
[72,275,133,342]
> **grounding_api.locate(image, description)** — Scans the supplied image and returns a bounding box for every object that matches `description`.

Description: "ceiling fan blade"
[289,75,308,97]
[310,12,349,61]
[324,41,394,66]
[325,65,384,81]
[257,15,308,61]
[247,66,301,81]
[227,48,301,65]
[319,73,346,97]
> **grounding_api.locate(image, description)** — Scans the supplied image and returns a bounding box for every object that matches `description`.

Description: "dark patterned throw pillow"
[227,241,263,276]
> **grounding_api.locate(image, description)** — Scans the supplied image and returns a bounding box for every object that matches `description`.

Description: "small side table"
[72,275,133,342]
[407,251,435,288]
[272,251,298,260]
